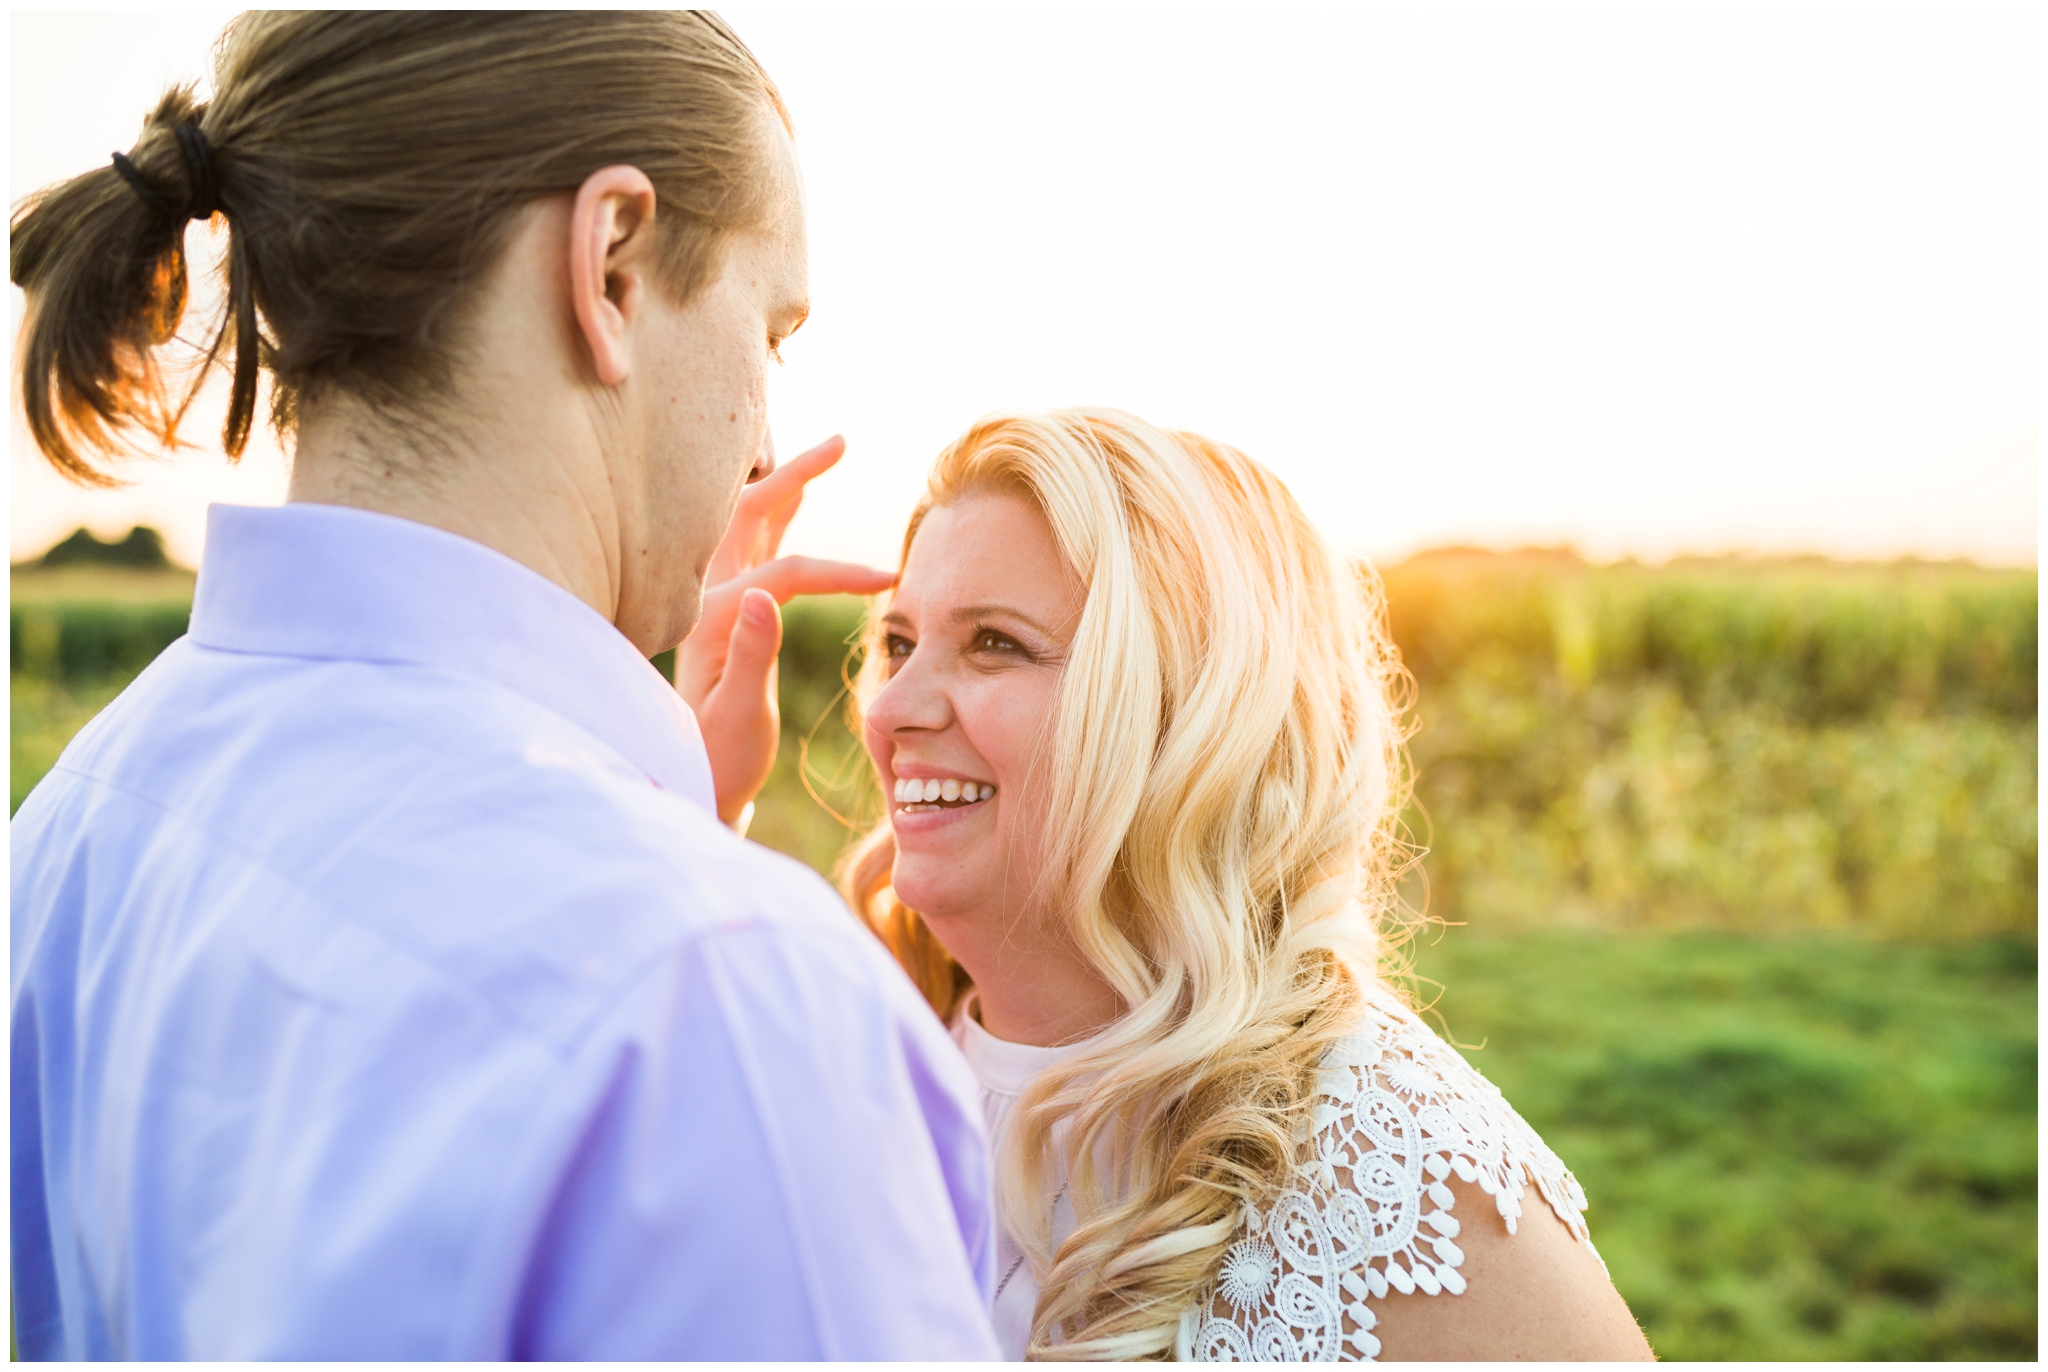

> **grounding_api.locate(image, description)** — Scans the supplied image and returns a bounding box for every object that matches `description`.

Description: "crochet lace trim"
[1180,989,1600,1362]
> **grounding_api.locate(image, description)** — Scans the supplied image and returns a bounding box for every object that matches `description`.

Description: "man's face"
[615,120,809,654]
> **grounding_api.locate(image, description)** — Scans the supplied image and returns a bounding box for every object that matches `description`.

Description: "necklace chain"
[993,1180,1071,1304]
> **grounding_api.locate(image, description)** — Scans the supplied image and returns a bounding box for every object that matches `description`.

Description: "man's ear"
[567,165,660,387]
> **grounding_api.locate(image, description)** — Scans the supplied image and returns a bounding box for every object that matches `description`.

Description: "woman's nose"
[866,653,950,737]
[747,427,777,484]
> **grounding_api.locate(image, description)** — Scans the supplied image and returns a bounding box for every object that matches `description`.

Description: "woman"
[843,409,1654,1360]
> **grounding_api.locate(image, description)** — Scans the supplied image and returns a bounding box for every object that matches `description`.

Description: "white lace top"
[954,985,1601,1362]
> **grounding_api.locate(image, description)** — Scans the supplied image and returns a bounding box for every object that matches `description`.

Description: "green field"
[9,552,2036,1359]
[1409,931,2035,1359]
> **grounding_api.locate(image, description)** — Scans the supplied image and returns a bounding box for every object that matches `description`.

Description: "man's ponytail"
[10,85,242,486]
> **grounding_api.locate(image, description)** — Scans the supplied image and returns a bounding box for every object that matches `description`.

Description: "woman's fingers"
[734,433,845,522]
[710,434,850,582]
[674,556,892,712]
[700,588,783,824]
[765,433,847,495]
[681,439,883,825]
[736,555,897,604]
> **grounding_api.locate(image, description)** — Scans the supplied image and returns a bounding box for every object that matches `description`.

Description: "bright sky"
[9,4,2038,570]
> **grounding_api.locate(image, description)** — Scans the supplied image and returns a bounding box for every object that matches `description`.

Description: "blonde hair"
[839,409,1414,1359]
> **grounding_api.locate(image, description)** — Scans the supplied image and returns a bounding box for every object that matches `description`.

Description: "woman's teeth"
[893,777,995,810]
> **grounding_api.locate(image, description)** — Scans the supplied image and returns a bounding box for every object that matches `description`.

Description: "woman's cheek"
[980,686,1058,828]
[973,676,1054,771]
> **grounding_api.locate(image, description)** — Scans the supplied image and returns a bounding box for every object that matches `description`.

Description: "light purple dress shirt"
[11,502,999,1360]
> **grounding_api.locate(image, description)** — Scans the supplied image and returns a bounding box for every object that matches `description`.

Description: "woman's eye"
[885,634,913,660]
[974,630,1023,655]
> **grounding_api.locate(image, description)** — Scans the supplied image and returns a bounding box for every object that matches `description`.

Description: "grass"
[1405,929,2036,1359]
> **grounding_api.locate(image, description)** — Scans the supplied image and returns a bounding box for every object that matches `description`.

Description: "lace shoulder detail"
[1180,988,1600,1362]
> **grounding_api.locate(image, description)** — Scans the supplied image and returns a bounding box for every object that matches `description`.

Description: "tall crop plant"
[1382,554,2036,938]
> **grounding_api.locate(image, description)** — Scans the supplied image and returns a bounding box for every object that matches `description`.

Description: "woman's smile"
[891,771,998,831]
[891,775,997,809]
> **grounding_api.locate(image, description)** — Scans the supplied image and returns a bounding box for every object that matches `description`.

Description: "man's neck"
[287,393,626,629]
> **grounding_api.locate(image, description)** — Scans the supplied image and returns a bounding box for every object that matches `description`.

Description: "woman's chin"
[887,861,985,924]
[888,801,1005,918]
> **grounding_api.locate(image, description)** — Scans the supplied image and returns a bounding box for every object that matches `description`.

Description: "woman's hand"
[677,435,896,826]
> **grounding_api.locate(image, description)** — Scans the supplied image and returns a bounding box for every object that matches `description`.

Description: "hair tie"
[174,125,221,221]
[109,124,221,224]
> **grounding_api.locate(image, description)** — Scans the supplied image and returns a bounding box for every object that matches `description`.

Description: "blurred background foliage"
[10,533,2036,1359]
[1385,551,2036,941]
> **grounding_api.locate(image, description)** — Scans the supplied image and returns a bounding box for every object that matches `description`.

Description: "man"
[11,12,997,1358]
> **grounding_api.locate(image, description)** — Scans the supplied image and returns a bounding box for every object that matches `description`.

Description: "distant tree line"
[18,526,173,571]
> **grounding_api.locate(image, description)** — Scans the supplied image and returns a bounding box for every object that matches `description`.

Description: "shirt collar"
[188,502,717,813]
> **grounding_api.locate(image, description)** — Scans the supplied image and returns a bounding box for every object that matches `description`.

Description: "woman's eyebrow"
[949,603,1060,638]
